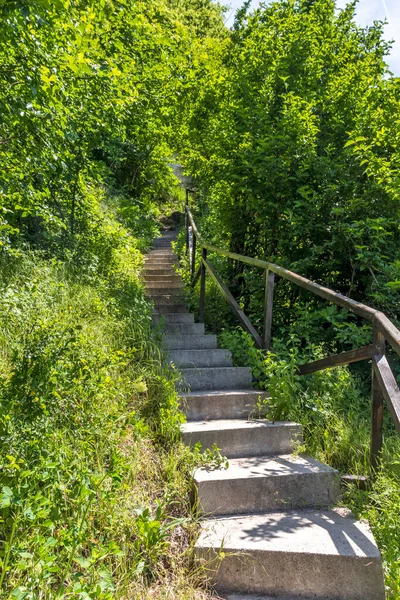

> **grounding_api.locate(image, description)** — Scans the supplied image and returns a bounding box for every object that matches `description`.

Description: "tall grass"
[0,191,217,598]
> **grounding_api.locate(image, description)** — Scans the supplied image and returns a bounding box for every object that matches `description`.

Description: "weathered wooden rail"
[184,199,400,471]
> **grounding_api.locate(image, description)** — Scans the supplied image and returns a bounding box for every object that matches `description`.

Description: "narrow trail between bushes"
[145,229,386,600]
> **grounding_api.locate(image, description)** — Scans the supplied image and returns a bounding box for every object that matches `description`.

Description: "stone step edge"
[181,419,301,433]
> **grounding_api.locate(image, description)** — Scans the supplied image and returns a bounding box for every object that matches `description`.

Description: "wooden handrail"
[185,204,400,471]
[186,207,400,355]
[203,257,263,349]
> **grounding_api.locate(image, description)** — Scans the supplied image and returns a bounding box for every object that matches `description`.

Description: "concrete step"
[179,366,252,391]
[146,287,183,295]
[223,596,319,600]
[181,419,302,458]
[145,257,176,264]
[165,323,205,335]
[145,256,177,263]
[152,242,175,248]
[147,291,184,301]
[145,262,177,269]
[165,334,218,350]
[153,312,194,324]
[169,348,232,368]
[144,266,177,274]
[181,390,269,421]
[146,249,175,256]
[194,454,340,515]
[145,268,178,274]
[152,240,176,248]
[146,281,183,289]
[145,274,181,282]
[154,304,188,313]
[196,509,385,600]
[223,596,322,600]
[153,234,176,242]
[145,264,177,270]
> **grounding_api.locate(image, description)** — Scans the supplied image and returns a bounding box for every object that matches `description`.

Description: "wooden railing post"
[371,324,386,472]
[263,269,275,350]
[191,232,197,277]
[185,190,189,255]
[199,247,207,323]
[184,206,400,468]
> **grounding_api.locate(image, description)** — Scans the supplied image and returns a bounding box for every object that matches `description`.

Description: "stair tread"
[171,349,229,354]
[170,348,232,368]
[155,312,193,315]
[144,262,177,276]
[183,389,268,398]
[181,389,267,421]
[146,279,180,283]
[195,453,337,482]
[166,336,218,350]
[180,366,253,390]
[182,419,299,433]
[166,323,204,331]
[224,595,326,600]
[181,366,251,373]
[196,507,381,559]
[154,305,188,312]
[154,312,194,321]
[146,281,183,286]
[148,288,183,293]
[146,233,385,599]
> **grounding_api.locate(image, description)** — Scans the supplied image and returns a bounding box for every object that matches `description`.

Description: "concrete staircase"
[145,230,386,600]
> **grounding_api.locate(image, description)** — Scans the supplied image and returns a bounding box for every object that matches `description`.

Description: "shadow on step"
[212,508,380,559]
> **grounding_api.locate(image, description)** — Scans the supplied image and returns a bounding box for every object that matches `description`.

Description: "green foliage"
[182,0,400,325]
[168,0,227,38]
[192,443,229,471]
[367,462,400,599]
[0,0,197,253]
[132,503,187,580]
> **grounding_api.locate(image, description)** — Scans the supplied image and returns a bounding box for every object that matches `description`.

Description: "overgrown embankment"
[0,0,227,596]
[0,189,225,598]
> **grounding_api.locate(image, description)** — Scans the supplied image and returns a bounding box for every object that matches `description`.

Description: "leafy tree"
[0,0,220,252]
[168,0,227,38]
[182,0,399,321]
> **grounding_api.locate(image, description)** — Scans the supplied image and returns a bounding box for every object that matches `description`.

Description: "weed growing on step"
[193,443,229,471]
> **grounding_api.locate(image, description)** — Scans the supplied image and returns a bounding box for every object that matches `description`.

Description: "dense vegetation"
[182,0,400,322]
[1,0,399,597]
[0,0,225,597]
